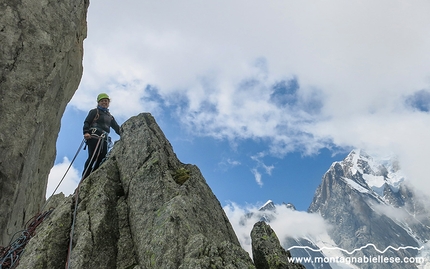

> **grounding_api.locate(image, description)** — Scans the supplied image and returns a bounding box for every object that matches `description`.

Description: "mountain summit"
[308,149,430,269]
[242,150,430,269]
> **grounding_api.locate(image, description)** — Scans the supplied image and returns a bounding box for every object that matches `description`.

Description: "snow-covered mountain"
[308,149,430,269]
[248,150,430,269]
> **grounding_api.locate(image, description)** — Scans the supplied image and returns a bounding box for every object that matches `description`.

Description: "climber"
[82,93,121,179]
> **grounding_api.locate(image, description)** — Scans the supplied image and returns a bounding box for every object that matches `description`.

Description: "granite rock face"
[0,0,89,245]
[251,221,305,269]
[18,113,256,269]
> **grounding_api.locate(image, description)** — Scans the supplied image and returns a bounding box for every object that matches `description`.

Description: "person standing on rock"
[82,93,121,179]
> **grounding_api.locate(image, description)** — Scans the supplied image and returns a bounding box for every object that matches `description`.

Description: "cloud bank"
[68,1,430,194]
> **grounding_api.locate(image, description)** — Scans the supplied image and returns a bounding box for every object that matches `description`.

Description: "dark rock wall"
[0,0,89,245]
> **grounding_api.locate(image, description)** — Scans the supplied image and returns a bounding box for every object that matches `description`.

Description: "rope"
[41,139,86,212]
[65,134,105,269]
[0,133,110,269]
[0,138,88,269]
[0,209,54,269]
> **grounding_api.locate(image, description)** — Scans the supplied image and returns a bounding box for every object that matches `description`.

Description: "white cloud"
[224,202,330,256]
[217,158,241,172]
[251,153,274,175]
[70,1,430,194]
[227,159,241,166]
[249,152,276,186]
[251,169,263,187]
[46,157,80,198]
[372,203,410,221]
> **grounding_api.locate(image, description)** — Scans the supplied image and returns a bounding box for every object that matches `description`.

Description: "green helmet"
[97,93,110,102]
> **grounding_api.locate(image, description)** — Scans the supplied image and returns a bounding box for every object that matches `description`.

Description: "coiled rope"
[0,209,54,269]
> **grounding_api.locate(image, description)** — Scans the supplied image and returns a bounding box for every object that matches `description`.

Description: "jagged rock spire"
[18,113,255,269]
[251,221,305,269]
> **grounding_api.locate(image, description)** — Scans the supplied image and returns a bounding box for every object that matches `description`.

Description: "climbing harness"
[100,136,114,166]
[0,209,54,269]
[65,133,106,269]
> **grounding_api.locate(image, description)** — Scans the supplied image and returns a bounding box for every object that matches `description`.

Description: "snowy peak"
[283,202,296,211]
[259,200,276,211]
[259,200,296,211]
[308,149,430,269]
[340,149,404,197]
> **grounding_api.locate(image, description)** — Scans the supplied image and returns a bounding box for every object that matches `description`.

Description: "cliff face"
[17,113,256,269]
[0,0,89,245]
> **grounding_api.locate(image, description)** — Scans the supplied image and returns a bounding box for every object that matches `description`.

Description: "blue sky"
[47,0,430,215]
[51,102,346,211]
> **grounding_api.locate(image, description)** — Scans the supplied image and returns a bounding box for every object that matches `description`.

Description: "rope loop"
[0,209,54,269]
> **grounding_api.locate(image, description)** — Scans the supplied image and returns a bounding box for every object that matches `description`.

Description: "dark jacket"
[83,108,121,136]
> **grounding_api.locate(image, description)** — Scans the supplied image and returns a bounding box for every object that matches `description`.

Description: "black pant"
[82,137,107,179]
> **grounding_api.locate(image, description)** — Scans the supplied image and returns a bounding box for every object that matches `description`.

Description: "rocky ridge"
[16,113,302,269]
